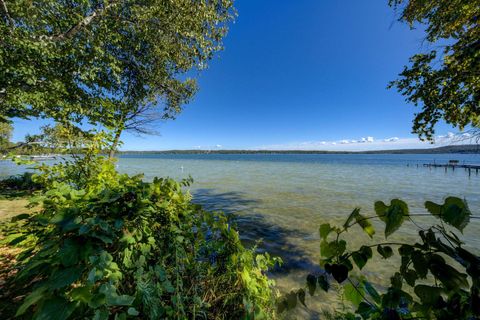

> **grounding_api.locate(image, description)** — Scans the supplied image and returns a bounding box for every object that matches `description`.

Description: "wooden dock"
[422,162,480,176]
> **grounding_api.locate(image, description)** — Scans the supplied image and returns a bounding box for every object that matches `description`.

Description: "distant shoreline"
[119,144,480,155]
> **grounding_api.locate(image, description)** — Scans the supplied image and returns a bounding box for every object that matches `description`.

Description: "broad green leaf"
[352,246,373,270]
[375,199,408,238]
[414,285,443,305]
[70,286,92,303]
[320,239,346,258]
[319,223,332,240]
[49,266,83,289]
[425,197,471,232]
[344,282,363,306]
[377,245,393,259]
[59,239,80,267]
[16,287,48,316]
[427,254,469,290]
[33,296,76,320]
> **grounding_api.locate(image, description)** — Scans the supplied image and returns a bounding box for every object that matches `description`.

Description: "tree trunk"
[109,127,123,159]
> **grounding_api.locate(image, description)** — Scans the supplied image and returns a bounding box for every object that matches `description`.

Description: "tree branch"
[40,2,118,42]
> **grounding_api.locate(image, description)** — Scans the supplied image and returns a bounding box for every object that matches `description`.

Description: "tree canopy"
[0,0,235,131]
[388,0,479,140]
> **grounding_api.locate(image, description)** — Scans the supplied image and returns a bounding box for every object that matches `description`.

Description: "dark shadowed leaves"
[306,274,317,296]
[331,264,349,283]
[352,246,373,270]
[377,245,393,259]
[414,285,443,305]
[318,274,330,292]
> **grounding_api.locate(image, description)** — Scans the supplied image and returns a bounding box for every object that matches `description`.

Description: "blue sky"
[13,1,463,151]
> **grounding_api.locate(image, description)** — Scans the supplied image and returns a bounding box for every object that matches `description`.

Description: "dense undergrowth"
[0,149,279,319]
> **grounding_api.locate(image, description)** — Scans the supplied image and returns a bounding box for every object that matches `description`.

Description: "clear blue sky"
[13,0,459,151]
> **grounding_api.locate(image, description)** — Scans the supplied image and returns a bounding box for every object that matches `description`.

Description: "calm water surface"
[2,153,480,317]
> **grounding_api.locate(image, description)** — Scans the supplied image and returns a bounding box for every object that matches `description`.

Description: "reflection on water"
[2,153,480,317]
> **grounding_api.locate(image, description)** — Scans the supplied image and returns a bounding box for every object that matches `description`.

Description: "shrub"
[3,155,279,319]
[279,198,480,319]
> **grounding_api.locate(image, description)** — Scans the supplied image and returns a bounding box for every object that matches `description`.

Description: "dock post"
[469,168,471,177]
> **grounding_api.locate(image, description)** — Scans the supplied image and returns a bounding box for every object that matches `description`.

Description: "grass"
[0,194,37,319]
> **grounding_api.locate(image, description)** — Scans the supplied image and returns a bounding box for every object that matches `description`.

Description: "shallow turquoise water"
[2,153,480,317]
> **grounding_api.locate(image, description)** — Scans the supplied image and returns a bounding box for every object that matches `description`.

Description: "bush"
[279,198,480,319]
[3,155,279,319]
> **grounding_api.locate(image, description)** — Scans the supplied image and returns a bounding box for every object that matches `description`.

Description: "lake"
[2,153,480,318]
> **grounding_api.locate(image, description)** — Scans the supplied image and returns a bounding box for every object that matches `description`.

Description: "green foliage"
[387,0,479,140]
[0,0,235,138]
[280,197,479,319]
[2,148,279,319]
[0,121,13,150]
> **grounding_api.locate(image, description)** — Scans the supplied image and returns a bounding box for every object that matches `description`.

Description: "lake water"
[2,153,480,318]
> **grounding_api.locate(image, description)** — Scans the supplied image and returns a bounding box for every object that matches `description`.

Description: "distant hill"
[119,144,480,155]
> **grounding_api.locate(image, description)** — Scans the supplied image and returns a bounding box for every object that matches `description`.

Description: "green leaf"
[11,213,30,222]
[16,287,48,316]
[318,274,330,292]
[49,266,82,289]
[59,239,80,267]
[319,223,332,240]
[363,281,381,304]
[344,208,375,238]
[411,251,428,279]
[357,302,376,319]
[320,239,346,258]
[403,269,418,287]
[127,307,140,316]
[286,291,297,309]
[352,246,373,270]
[344,282,363,306]
[297,289,306,307]
[414,285,443,305]
[331,264,349,283]
[344,208,361,228]
[93,308,109,320]
[375,199,408,238]
[306,274,317,296]
[33,296,76,320]
[425,197,471,232]
[391,272,403,289]
[70,286,92,303]
[377,245,394,259]
[427,254,469,290]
